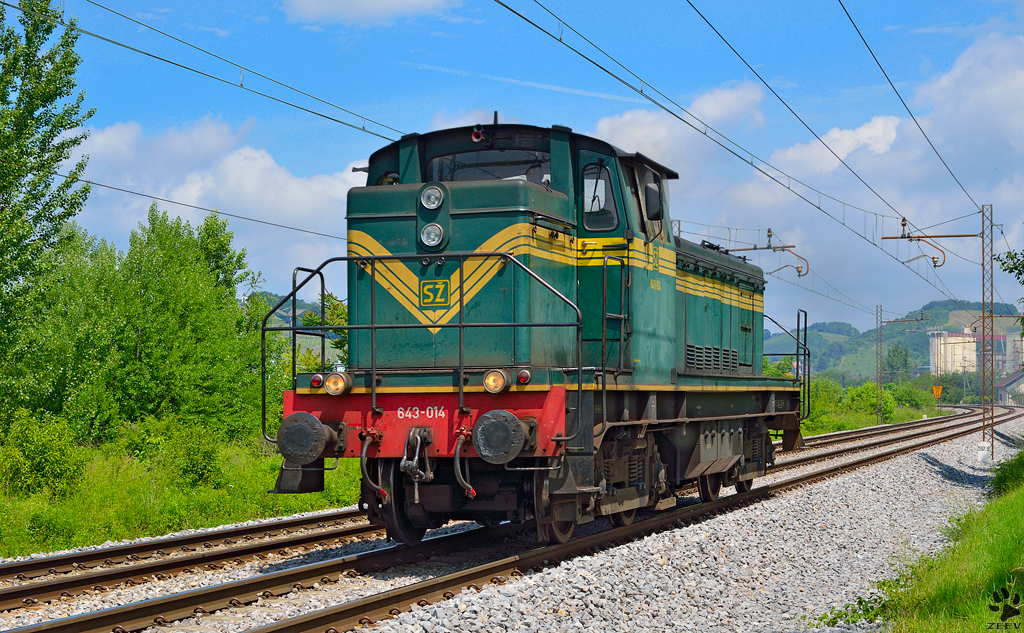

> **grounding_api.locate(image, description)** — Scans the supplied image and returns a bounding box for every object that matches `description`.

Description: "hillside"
[764,300,1021,379]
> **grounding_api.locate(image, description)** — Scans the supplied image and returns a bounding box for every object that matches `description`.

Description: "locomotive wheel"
[735,478,754,494]
[609,507,637,527]
[547,519,575,544]
[697,473,722,503]
[380,459,427,546]
[533,468,576,544]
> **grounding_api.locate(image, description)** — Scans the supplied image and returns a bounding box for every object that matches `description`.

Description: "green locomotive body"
[264,123,806,544]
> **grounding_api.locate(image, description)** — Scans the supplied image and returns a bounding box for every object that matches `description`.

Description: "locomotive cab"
[262,123,806,546]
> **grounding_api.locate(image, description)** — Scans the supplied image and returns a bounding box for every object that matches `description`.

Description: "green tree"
[883,343,912,383]
[763,355,794,377]
[997,242,1024,336]
[6,207,273,441]
[300,291,349,367]
[0,0,94,347]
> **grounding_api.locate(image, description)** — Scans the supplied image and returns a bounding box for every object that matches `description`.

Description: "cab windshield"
[427,149,551,185]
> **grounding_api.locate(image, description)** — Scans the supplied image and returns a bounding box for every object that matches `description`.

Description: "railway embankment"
[817,437,1024,632]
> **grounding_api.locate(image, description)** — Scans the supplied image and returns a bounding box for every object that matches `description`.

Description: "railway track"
[0,510,380,612]
[7,405,1017,633]
[1,406,976,602]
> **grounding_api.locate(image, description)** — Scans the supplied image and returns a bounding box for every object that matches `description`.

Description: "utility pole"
[876,305,883,425]
[883,209,995,459]
[982,204,995,461]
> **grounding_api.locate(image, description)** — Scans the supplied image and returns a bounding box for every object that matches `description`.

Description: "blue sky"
[34,0,1024,331]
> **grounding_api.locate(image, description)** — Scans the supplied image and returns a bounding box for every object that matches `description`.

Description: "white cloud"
[769,116,900,176]
[281,0,462,24]
[689,82,765,127]
[72,118,363,295]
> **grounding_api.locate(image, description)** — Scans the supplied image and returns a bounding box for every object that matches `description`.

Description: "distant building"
[929,328,1019,375]
[997,368,1024,405]
[930,329,978,375]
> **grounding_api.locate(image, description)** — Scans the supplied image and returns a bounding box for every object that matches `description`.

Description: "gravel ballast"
[363,419,1024,633]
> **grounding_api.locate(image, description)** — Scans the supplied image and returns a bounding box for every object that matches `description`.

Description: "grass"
[817,443,1024,632]
[801,405,951,437]
[0,440,362,559]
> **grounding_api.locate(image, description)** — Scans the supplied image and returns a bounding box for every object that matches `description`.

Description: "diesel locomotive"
[261,122,808,545]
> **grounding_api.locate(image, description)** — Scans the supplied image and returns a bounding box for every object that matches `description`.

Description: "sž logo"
[989,585,1022,629]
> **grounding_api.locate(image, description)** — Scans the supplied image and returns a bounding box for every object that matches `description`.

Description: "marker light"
[483,369,510,394]
[517,370,531,385]
[310,374,324,388]
[421,223,444,247]
[324,372,352,395]
[420,186,444,210]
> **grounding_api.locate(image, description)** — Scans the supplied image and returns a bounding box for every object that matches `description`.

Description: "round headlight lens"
[421,223,444,247]
[324,372,351,395]
[483,369,510,394]
[420,186,444,210]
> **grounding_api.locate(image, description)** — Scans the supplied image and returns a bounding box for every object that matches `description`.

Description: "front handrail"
[763,311,811,419]
[260,252,584,446]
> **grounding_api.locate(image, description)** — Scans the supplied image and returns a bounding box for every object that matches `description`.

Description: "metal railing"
[764,309,811,419]
[260,252,583,444]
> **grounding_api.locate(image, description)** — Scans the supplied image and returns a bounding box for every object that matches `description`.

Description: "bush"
[0,410,84,499]
[888,382,932,409]
[161,425,222,488]
[810,378,844,416]
[991,448,1024,497]
[844,381,896,422]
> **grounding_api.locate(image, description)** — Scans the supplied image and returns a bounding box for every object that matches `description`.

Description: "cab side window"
[581,162,619,231]
[635,166,665,239]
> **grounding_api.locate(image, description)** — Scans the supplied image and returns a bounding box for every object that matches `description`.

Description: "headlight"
[324,372,352,395]
[483,369,510,394]
[420,186,444,210]
[421,223,444,247]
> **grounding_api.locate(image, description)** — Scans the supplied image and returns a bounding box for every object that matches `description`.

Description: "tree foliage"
[883,343,912,382]
[1,206,279,442]
[0,0,94,346]
[763,355,794,377]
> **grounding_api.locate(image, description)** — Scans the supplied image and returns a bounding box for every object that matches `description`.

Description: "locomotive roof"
[370,124,680,180]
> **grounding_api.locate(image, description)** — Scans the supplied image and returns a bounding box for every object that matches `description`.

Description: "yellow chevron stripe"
[349,225,764,327]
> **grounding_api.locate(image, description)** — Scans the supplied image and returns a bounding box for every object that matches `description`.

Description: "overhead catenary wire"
[0,1,398,142]
[0,156,347,241]
[680,0,969,306]
[835,0,980,212]
[496,0,962,304]
[82,0,403,137]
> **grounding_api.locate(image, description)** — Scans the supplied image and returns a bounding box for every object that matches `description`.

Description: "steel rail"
[772,406,972,449]
[3,522,520,633]
[773,407,1013,472]
[0,509,365,582]
[240,406,1023,633]
[798,407,973,448]
[0,522,385,612]
[11,407,1018,633]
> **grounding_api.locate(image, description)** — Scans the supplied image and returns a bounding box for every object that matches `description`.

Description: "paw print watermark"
[989,584,1021,626]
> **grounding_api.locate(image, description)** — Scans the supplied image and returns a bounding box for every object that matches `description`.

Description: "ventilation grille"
[686,345,739,373]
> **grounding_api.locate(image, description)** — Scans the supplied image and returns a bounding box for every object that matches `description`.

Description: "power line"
[914,210,981,234]
[497,0,963,304]
[835,0,980,211]
[766,268,874,316]
[0,1,398,142]
[684,1,905,222]
[681,0,971,306]
[82,0,403,138]
[0,156,347,241]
